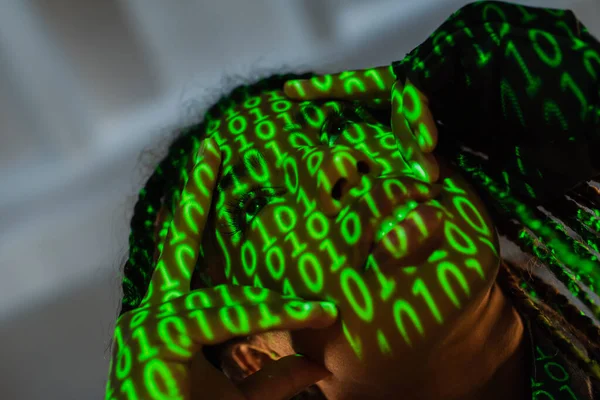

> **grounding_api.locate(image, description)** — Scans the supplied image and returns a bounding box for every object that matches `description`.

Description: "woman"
[106,1,600,399]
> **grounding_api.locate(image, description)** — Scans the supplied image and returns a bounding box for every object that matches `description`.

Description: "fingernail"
[286,300,312,312]
[319,302,338,318]
[411,161,428,182]
[196,140,206,162]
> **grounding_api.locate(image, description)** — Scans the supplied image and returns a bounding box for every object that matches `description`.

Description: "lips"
[353,177,444,272]
[368,203,444,270]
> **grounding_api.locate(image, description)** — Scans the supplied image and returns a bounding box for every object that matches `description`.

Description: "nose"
[317,147,382,217]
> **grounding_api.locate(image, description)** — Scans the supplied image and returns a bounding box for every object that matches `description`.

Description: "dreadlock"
[116,71,600,398]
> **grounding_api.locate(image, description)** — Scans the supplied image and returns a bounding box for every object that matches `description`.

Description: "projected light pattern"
[107,1,600,398]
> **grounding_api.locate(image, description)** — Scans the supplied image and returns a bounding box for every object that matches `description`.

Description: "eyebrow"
[217,151,268,194]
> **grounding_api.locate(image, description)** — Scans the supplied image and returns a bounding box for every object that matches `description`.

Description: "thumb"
[236,354,331,400]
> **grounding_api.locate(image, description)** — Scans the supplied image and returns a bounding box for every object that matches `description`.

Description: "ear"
[226,343,281,381]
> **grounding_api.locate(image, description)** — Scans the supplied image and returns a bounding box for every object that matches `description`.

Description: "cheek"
[441,177,499,262]
[224,208,356,302]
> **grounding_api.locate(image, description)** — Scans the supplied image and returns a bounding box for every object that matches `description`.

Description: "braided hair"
[115,71,600,397]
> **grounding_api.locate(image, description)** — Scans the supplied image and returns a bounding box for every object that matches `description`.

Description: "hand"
[283,66,440,183]
[106,138,339,400]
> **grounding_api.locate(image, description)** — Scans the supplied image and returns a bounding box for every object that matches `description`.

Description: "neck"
[424,282,529,400]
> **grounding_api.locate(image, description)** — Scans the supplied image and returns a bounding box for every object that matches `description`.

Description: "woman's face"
[199,88,500,396]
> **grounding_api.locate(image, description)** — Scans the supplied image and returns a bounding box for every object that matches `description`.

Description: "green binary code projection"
[107,1,600,399]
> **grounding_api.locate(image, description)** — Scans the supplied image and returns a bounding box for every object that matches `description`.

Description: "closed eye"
[320,110,349,146]
[283,102,369,146]
[321,103,368,146]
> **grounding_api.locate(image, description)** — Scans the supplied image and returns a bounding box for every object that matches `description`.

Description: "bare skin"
[183,88,530,399]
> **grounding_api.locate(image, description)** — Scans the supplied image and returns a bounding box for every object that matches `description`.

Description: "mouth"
[360,179,445,272]
[367,202,444,270]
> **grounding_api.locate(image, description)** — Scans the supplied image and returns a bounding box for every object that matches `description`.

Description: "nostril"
[331,178,347,200]
[357,161,370,174]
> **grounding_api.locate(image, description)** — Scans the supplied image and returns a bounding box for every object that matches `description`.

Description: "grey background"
[0,1,598,399]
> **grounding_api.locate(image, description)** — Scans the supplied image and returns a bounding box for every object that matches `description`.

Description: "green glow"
[376,329,393,356]
[453,196,491,236]
[530,29,562,68]
[144,358,181,400]
[413,278,444,324]
[505,40,542,97]
[257,303,283,329]
[583,49,600,79]
[311,75,334,93]
[445,220,477,255]
[110,3,600,397]
[341,268,374,322]
[299,252,324,293]
[437,261,471,309]
[500,79,525,127]
[157,317,191,358]
[342,320,363,361]
[410,161,428,182]
[560,71,588,121]
[241,241,257,277]
[465,258,486,280]
[393,299,424,347]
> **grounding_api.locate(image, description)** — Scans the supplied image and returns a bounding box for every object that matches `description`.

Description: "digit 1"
[319,238,347,272]
[356,142,379,158]
[296,187,317,218]
[535,345,555,361]
[132,328,159,363]
[156,259,180,293]
[257,303,282,330]
[364,255,396,301]
[119,378,139,400]
[342,320,363,361]
[561,71,588,121]
[504,40,542,97]
[265,140,289,168]
[442,177,467,195]
[284,231,307,258]
[234,133,254,153]
[412,278,444,324]
[559,385,579,400]
[364,68,388,91]
[248,107,269,124]
[251,217,277,252]
[516,5,537,23]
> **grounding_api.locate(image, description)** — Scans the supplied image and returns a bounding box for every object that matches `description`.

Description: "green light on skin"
[411,161,428,182]
[375,200,420,242]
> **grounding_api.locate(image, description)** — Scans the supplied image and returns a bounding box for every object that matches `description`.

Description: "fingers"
[118,286,339,359]
[111,302,337,396]
[145,138,222,306]
[111,293,338,400]
[153,300,338,351]
[283,65,396,105]
[238,354,332,400]
[153,285,306,314]
[391,81,439,183]
[399,78,438,153]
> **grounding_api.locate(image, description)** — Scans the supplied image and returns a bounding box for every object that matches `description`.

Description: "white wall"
[0,1,598,398]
